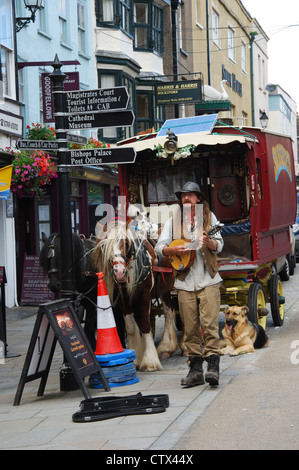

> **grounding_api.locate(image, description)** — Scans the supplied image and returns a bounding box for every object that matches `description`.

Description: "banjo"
[168,224,223,272]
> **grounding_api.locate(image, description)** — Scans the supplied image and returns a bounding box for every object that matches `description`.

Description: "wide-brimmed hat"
[175,181,206,201]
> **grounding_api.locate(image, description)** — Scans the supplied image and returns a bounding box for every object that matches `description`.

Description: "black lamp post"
[260,111,269,129]
[16,0,43,32]
[50,55,77,392]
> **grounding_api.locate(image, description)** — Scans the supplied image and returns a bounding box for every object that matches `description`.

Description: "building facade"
[0,0,23,307]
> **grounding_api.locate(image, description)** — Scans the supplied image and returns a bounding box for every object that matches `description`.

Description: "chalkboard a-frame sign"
[14,299,110,406]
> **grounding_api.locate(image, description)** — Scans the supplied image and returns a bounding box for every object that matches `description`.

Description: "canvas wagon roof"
[117,128,258,153]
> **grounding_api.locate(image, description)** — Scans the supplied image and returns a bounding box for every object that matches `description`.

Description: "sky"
[242,0,299,107]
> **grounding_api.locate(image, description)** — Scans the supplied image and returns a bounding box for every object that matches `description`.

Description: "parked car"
[293,193,299,261]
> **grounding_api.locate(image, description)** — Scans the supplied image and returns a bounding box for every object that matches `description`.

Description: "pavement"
[0,273,299,452]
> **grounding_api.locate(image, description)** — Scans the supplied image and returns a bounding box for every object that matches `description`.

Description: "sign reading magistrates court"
[64,87,129,113]
[155,80,202,105]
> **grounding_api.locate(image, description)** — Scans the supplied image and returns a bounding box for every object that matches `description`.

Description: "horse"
[39,232,114,351]
[93,219,179,371]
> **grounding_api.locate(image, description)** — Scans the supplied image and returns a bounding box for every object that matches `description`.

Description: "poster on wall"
[20,255,55,305]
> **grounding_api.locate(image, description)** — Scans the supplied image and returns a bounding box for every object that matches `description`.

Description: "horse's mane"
[93,221,149,300]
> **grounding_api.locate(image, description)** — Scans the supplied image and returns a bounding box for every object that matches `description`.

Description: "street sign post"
[65,109,135,130]
[66,147,136,166]
[64,87,129,113]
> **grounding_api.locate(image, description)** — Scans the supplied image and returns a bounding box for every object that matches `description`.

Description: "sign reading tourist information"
[65,109,135,130]
[68,147,136,166]
[64,87,129,113]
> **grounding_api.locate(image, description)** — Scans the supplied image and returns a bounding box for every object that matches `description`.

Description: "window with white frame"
[241,111,247,127]
[228,27,234,61]
[212,9,219,46]
[37,0,46,33]
[134,3,148,48]
[120,0,131,33]
[152,3,163,54]
[77,2,86,53]
[0,46,13,97]
[98,0,114,22]
[178,2,187,53]
[195,0,203,28]
[59,0,68,43]
[241,41,246,72]
[100,74,117,139]
[18,68,25,103]
[0,0,13,97]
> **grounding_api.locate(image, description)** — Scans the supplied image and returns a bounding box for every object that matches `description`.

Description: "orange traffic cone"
[94,272,124,356]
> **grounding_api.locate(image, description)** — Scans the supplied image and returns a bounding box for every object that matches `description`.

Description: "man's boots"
[181,357,204,387]
[205,354,220,385]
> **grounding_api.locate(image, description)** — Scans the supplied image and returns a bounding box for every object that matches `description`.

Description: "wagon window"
[145,159,206,204]
[256,158,262,200]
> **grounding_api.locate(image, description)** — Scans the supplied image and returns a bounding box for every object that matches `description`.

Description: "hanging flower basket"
[8,148,57,198]
[67,136,111,150]
[154,143,195,160]
[26,123,56,140]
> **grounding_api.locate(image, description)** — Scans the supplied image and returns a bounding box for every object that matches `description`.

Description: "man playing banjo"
[155,181,224,387]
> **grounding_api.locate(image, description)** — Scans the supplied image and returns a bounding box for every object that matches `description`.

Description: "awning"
[117,131,258,154]
[0,165,12,200]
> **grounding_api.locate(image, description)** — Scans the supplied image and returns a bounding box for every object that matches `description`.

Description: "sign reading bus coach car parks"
[16,134,87,151]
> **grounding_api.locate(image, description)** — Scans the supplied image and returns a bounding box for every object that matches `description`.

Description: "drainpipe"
[171,0,179,118]
[250,32,258,126]
[206,0,211,85]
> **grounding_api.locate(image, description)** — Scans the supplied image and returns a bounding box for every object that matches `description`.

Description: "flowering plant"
[154,143,195,160]
[7,148,57,198]
[67,137,111,150]
[26,123,56,140]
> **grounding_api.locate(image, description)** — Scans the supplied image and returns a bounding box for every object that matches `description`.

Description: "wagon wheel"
[269,273,285,326]
[247,282,267,330]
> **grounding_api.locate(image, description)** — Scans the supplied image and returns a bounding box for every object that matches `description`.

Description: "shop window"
[137,91,164,133]
[59,0,68,43]
[88,183,105,236]
[77,2,86,53]
[37,197,51,252]
[97,70,136,142]
[71,200,81,234]
[96,0,133,36]
[134,1,163,54]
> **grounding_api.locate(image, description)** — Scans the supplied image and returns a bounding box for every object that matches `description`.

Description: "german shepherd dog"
[220,306,269,356]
